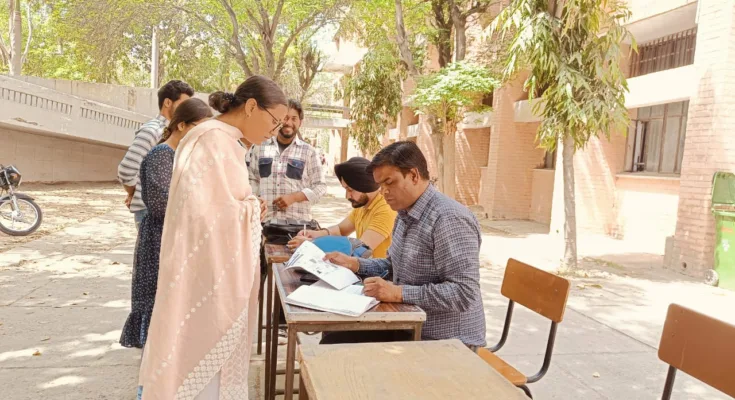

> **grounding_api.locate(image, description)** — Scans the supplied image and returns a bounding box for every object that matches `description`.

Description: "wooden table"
[297,339,530,400]
[267,262,427,400]
[258,243,291,356]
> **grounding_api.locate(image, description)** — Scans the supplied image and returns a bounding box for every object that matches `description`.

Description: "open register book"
[284,241,360,290]
[285,281,380,317]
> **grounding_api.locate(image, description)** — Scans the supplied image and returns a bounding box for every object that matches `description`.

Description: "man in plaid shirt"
[324,141,486,349]
[247,99,326,221]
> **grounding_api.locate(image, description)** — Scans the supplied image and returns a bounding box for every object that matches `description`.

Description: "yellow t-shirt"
[347,193,397,258]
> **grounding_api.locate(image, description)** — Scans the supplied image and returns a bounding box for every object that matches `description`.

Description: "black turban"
[334,157,379,193]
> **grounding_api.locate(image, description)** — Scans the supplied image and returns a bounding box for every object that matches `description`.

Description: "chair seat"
[477,348,528,386]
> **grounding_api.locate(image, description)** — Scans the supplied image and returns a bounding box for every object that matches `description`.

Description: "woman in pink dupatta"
[138,76,288,400]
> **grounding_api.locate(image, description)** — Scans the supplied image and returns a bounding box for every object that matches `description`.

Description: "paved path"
[2,179,734,399]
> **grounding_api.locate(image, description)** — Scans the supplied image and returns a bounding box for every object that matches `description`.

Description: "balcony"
[625,0,697,25]
[629,28,697,78]
[626,65,696,109]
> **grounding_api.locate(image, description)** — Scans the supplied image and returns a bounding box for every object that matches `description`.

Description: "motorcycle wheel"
[0,197,43,236]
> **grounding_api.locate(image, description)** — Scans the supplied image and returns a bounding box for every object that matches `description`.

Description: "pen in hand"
[360,270,391,296]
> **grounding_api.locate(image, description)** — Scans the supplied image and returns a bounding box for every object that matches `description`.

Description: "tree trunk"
[150,27,159,89]
[449,1,467,62]
[429,117,445,192]
[443,122,456,199]
[394,0,419,76]
[9,0,22,76]
[430,0,453,68]
[560,135,578,272]
[339,129,349,163]
[454,23,467,62]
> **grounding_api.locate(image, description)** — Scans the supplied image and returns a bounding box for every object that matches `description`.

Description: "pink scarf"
[139,119,261,399]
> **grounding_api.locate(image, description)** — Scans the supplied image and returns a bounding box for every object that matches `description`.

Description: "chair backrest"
[658,304,735,397]
[500,259,570,323]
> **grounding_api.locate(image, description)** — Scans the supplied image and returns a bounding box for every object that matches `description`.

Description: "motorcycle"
[0,164,42,236]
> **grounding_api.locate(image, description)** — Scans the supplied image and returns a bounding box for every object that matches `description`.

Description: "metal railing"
[630,28,697,78]
[304,104,348,119]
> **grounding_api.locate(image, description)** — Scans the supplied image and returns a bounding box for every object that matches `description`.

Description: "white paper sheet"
[285,284,379,317]
[311,280,365,296]
[285,241,360,290]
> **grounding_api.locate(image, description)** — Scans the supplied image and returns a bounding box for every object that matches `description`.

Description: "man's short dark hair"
[288,99,304,120]
[368,141,430,180]
[158,80,195,110]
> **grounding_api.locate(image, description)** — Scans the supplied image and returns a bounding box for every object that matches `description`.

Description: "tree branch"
[395,0,419,76]
[270,0,284,40]
[242,1,265,31]
[461,0,497,20]
[253,0,276,76]
[0,34,9,65]
[273,15,322,81]
[218,0,255,76]
[172,5,226,40]
[21,1,32,65]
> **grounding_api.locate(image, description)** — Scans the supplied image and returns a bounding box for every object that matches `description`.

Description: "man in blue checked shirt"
[324,141,486,350]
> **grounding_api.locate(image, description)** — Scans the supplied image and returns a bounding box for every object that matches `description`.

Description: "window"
[630,28,697,78]
[626,101,689,174]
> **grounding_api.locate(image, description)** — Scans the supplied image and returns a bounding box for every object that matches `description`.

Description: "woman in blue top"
[120,98,213,348]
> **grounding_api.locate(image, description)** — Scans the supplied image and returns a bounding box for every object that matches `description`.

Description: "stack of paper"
[285,284,379,317]
[285,241,360,290]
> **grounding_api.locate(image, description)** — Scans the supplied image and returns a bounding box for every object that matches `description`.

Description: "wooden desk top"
[265,243,291,264]
[273,262,426,324]
[298,339,529,400]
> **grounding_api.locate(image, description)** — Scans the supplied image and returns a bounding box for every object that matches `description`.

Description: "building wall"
[455,127,491,206]
[626,0,698,24]
[668,0,735,275]
[530,169,554,223]
[0,126,125,182]
[481,74,544,219]
[616,175,681,250]
[566,132,628,237]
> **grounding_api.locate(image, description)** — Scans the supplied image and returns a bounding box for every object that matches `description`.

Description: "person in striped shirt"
[117,80,195,229]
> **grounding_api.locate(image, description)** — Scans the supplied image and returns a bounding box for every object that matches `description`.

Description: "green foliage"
[346,47,406,154]
[412,61,499,125]
[492,0,634,150]
[337,0,429,70]
[1,0,333,99]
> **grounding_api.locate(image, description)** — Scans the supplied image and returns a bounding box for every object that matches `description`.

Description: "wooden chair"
[658,304,735,399]
[477,258,570,398]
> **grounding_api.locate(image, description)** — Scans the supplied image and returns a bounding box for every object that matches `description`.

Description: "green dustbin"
[711,172,735,290]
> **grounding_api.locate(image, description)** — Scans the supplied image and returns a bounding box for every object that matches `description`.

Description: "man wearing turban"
[287,157,396,258]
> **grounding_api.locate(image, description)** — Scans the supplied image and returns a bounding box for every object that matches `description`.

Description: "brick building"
[390,0,734,278]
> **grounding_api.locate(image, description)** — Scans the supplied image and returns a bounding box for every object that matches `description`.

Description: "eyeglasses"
[262,107,283,133]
